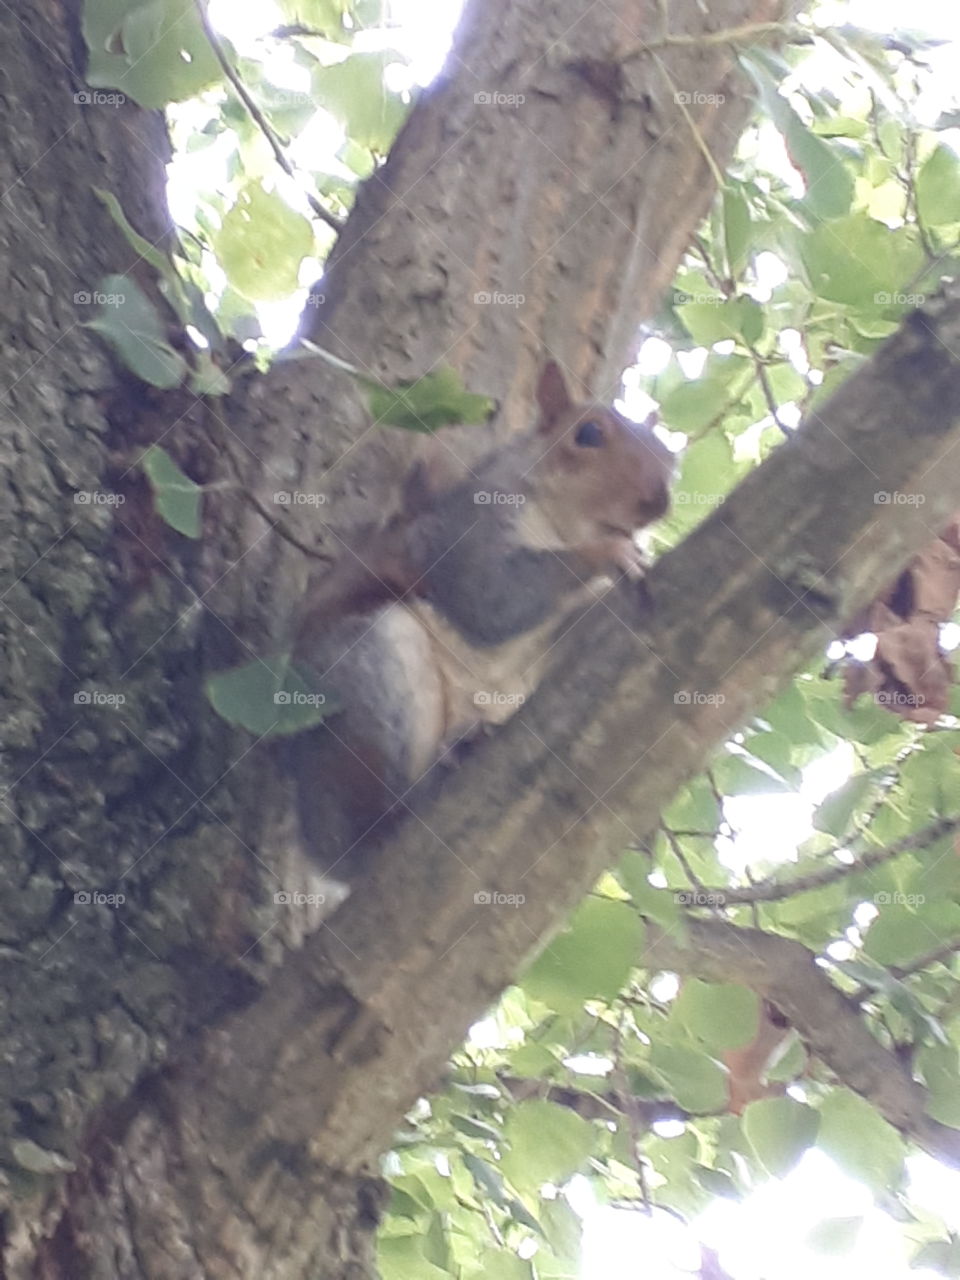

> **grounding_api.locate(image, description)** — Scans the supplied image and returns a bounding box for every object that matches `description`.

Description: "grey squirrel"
[289,362,673,878]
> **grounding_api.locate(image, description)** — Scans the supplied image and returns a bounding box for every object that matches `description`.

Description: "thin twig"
[216,423,333,562]
[848,939,960,1005]
[626,21,809,57]
[661,824,707,894]
[652,53,725,190]
[675,814,960,907]
[749,345,792,438]
[196,1,345,235]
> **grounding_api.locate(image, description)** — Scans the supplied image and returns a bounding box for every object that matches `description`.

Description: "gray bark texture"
[12,0,960,1275]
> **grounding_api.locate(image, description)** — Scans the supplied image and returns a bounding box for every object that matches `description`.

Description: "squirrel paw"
[600,535,647,581]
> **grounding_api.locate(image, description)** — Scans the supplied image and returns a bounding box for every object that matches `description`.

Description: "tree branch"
[680,813,960,906]
[643,916,960,1167]
[183,284,960,1185]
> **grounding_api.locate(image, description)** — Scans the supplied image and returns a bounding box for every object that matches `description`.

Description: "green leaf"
[188,352,232,398]
[140,445,202,538]
[763,680,828,748]
[766,362,806,404]
[205,655,335,736]
[916,145,960,230]
[899,741,960,818]
[743,729,800,783]
[659,376,725,432]
[377,1236,451,1280]
[83,0,223,108]
[918,1044,960,1128]
[92,188,193,327]
[800,213,923,309]
[736,297,764,345]
[367,366,494,433]
[645,1129,699,1185]
[522,899,644,1014]
[499,1101,595,1192]
[674,297,763,348]
[462,1153,508,1206]
[723,186,752,278]
[617,852,687,938]
[668,433,736,523]
[538,1197,582,1266]
[913,1239,960,1276]
[662,776,723,833]
[475,1253,534,1280]
[744,61,853,218]
[648,1044,729,1113]
[278,0,346,37]
[805,1216,864,1254]
[817,1088,903,1193]
[742,1097,819,1177]
[353,0,388,26]
[863,903,960,967]
[216,184,314,302]
[674,299,728,345]
[673,980,760,1053]
[693,1164,740,1199]
[450,1114,503,1143]
[312,50,409,153]
[506,1196,544,1236]
[86,275,187,390]
[811,771,878,837]
[714,749,792,795]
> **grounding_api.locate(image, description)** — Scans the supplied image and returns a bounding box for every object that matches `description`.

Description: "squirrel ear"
[535,361,574,427]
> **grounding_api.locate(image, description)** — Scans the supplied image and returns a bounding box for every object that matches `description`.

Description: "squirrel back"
[290,362,673,878]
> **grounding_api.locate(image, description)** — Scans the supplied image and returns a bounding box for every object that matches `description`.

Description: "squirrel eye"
[574,420,604,447]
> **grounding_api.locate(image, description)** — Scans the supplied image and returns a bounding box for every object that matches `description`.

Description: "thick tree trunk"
[0,0,884,1275]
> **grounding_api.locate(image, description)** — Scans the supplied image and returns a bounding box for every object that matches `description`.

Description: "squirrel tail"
[290,604,446,876]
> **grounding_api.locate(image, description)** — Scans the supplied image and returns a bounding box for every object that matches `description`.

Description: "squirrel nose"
[638,482,671,523]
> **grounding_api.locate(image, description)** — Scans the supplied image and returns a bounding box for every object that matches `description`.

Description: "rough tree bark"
[9,0,960,1276]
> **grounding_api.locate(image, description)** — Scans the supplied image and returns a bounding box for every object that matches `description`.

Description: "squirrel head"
[531,361,674,537]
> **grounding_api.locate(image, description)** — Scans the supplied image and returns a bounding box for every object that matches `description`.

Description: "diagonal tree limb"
[176,286,960,1183]
[643,916,960,1165]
